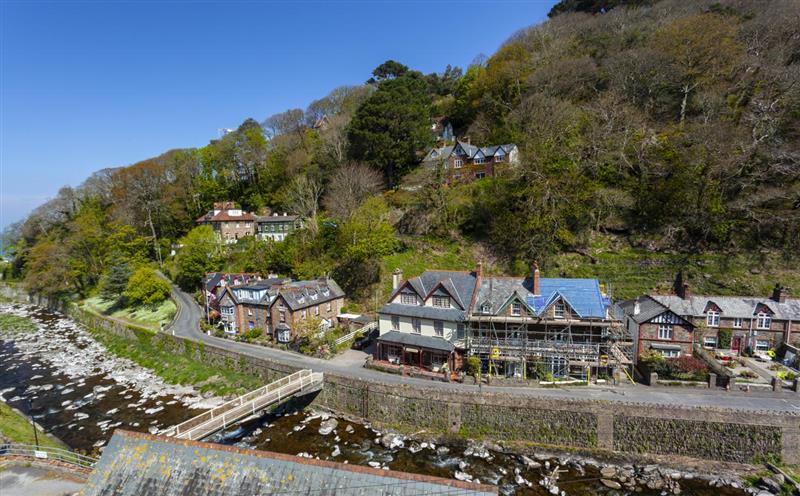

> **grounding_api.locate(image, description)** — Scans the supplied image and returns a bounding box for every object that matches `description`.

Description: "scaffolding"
[466,315,633,381]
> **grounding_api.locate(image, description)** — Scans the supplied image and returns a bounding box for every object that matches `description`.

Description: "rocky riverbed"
[0,302,767,495]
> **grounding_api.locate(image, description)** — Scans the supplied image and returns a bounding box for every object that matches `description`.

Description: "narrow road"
[167,281,800,414]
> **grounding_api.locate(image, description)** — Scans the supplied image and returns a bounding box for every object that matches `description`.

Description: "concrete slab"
[0,463,85,496]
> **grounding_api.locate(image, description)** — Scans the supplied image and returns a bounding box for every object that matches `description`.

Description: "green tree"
[124,267,172,307]
[348,62,433,185]
[100,260,132,300]
[174,225,222,290]
[338,197,398,261]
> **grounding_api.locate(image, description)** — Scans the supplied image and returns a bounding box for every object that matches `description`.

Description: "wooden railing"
[164,369,323,441]
[334,321,378,346]
[0,444,98,469]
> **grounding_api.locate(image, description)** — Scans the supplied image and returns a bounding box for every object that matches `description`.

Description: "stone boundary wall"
[3,288,798,465]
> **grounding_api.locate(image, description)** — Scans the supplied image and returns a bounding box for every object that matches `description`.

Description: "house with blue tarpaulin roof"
[376,263,631,380]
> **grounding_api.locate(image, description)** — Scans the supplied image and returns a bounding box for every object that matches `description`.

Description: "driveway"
[167,281,800,414]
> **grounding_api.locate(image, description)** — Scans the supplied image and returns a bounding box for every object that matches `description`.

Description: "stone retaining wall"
[4,289,799,465]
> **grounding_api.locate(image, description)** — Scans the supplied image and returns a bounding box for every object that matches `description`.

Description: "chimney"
[532,261,541,296]
[679,283,691,299]
[476,261,483,279]
[465,136,471,146]
[633,297,641,316]
[772,283,787,303]
[392,268,403,290]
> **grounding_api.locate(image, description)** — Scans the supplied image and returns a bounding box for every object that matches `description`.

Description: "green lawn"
[81,296,176,331]
[0,401,65,449]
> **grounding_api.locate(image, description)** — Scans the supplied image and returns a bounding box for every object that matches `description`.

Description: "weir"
[163,369,323,441]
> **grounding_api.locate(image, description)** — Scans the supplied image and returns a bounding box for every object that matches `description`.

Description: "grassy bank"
[82,319,262,397]
[0,313,38,334]
[81,296,176,332]
[0,401,64,449]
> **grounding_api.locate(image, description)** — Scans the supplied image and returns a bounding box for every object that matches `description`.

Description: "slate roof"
[82,430,496,496]
[391,270,477,310]
[650,294,800,320]
[378,302,466,321]
[617,296,673,324]
[256,214,300,223]
[277,278,345,311]
[474,277,609,319]
[203,272,260,293]
[377,330,455,352]
[422,141,517,164]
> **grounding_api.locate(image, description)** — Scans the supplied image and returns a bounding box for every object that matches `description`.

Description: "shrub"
[462,356,482,378]
[777,371,798,381]
[124,268,172,307]
[240,327,263,342]
[717,329,732,349]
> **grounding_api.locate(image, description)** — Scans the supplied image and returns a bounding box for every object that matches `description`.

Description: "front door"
[732,336,742,353]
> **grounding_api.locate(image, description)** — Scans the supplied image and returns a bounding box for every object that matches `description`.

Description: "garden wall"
[3,287,799,465]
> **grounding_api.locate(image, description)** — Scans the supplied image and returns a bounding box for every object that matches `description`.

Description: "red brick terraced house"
[620,283,800,363]
[196,201,256,244]
[421,140,519,183]
[217,277,345,343]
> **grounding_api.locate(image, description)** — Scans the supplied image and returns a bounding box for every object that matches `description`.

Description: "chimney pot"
[633,297,641,316]
[476,261,483,279]
[772,283,787,303]
[532,261,541,296]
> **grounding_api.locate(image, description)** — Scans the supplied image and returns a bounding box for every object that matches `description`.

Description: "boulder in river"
[318,418,338,436]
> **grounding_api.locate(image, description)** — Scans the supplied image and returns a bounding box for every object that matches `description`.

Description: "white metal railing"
[335,321,377,346]
[0,444,98,469]
[165,369,323,441]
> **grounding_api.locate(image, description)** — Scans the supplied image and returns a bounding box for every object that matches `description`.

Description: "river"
[0,302,750,495]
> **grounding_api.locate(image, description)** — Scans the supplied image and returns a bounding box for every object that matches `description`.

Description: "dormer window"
[554,302,565,319]
[756,312,771,330]
[495,153,504,162]
[401,293,417,305]
[481,303,492,314]
[706,310,720,327]
[474,157,485,164]
[432,296,450,308]
[511,303,521,316]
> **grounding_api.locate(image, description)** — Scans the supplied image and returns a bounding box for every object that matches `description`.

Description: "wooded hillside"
[5,0,799,305]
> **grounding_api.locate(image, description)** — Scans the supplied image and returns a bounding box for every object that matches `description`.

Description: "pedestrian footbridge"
[163,369,323,441]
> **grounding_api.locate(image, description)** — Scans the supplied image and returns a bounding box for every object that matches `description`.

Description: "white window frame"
[756,312,771,330]
[658,324,673,340]
[454,159,463,168]
[481,304,491,314]
[659,349,679,358]
[432,296,449,308]
[703,335,717,348]
[494,153,504,162]
[733,317,742,328]
[401,293,416,305]
[456,323,465,340]
[755,340,770,352]
[433,320,444,336]
[412,318,421,334]
[511,303,521,316]
[326,302,332,312]
[391,315,400,331]
[474,156,485,164]
[554,302,565,319]
[706,311,720,327]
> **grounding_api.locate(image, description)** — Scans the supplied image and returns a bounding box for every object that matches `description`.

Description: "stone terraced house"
[620,283,800,362]
[218,277,345,343]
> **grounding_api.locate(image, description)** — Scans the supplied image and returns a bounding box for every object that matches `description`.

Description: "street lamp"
[26,397,40,449]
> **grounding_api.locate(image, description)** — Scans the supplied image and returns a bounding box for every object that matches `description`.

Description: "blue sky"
[1,0,554,228]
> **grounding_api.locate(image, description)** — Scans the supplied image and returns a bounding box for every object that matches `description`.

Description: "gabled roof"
[195,208,255,223]
[650,294,800,320]
[475,277,609,319]
[203,272,260,292]
[276,278,345,311]
[617,295,679,324]
[388,270,477,310]
[421,142,517,164]
[255,214,300,223]
[377,330,455,352]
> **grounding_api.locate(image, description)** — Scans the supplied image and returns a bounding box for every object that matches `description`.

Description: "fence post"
[708,372,716,389]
